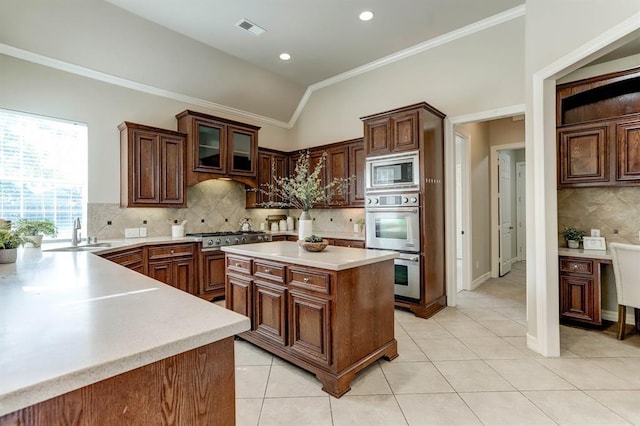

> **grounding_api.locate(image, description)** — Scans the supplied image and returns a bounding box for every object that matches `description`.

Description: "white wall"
[0,0,303,122]
[0,54,293,204]
[290,17,525,148]
[525,0,640,356]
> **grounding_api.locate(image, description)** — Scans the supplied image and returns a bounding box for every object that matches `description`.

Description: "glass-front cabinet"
[176,110,259,186]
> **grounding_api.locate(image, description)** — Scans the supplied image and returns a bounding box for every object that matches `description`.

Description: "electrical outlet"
[139,227,147,237]
[124,228,140,238]
[590,229,600,237]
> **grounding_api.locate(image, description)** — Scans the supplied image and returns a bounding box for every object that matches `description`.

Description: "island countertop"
[0,248,250,417]
[221,241,398,270]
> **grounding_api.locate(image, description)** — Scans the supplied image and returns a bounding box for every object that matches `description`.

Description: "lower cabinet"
[559,256,602,325]
[199,250,226,300]
[146,243,196,294]
[224,252,396,397]
[99,247,145,274]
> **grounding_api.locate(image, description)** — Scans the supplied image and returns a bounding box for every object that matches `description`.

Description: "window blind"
[0,108,87,241]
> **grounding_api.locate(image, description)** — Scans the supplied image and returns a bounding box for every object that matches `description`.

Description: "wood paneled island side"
[221,241,399,397]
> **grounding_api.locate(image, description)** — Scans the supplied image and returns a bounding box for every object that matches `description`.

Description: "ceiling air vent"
[235,19,266,36]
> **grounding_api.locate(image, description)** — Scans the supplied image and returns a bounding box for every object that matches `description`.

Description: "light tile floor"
[233,262,640,425]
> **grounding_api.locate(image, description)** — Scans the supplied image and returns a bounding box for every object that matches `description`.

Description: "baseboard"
[602,308,636,323]
[509,257,519,265]
[526,333,538,354]
[470,272,490,290]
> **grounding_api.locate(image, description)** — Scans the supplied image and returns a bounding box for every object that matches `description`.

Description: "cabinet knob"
[235,263,241,267]
[170,250,174,254]
[303,277,310,283]
[573,264,578,269]
[264,268,271,273]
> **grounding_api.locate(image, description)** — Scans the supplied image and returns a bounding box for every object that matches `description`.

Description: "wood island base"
[0,338,236,426]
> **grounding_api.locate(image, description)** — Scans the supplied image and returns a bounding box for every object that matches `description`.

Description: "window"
[0,108,88,241]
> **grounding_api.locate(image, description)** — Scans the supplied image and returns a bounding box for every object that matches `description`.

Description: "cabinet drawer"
[254,260,286,283]
[147,243,195,260]
[289,267,331,294]
[559,257,594,275]
[227,255,252,275]
[333,239,365,248]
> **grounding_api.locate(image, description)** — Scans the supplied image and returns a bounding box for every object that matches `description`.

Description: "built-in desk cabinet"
[559,254,612,326]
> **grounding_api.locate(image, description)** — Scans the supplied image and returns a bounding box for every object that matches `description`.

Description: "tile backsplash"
[557,187,640,246]
[88,179,364,239]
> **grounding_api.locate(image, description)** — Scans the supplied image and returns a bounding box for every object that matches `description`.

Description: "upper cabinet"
[557,67,640,188]
[361,106,421,156]
[246,148,288,208]
[175,110,260,187]
[119,122,186,208]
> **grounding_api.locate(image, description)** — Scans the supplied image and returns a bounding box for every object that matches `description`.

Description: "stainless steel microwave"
[365,151,420,192]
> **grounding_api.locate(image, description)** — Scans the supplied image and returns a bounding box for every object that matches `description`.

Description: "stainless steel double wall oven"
[365,151,422,300]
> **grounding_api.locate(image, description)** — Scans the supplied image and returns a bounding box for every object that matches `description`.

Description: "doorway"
[455,133,471,292]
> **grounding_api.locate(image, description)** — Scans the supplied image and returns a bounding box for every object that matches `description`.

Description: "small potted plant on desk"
[15,218,57,247]
[562,226,585,249]
[0,228,26,263]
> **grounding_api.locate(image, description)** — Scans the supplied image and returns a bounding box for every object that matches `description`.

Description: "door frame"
[491,142,524,278]
[455,132,472,292]
[444,104,525,307]
[516,161,526,261]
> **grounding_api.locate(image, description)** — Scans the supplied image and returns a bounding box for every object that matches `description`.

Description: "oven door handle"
[365,208,419,214]
[397,255,420,263]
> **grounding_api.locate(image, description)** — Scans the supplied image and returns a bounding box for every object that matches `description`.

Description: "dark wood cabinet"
[198,250,226,300]
[347,140,366,207]
[333,238,365,248]
[362,102,446,319]
[146,243,196,294]
[247,148,288,208]
[557,67,640,188]
[362,107,420,156]
[99,247,146,274]
[557,123,609,187]
[325,145,349,206]
[559,256,602,325]
[118,122,186,208]
[176,110,259,187]
[224,250,397,397]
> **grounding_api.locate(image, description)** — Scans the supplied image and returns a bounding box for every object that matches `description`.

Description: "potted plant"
[15,218,57,247]
[0,228,26,263]
[561,226,585,249]
[254,151,353,240]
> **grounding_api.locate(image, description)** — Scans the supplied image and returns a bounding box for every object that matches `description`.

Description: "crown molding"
[1,4,525,129]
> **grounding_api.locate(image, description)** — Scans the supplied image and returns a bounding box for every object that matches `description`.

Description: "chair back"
[609,242,640,309]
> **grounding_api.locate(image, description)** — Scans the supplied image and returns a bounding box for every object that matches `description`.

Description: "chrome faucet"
[71,218,81,246]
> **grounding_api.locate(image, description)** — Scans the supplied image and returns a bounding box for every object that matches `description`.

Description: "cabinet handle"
[235,263,242,267]
[171,250,174,254]
[264,268,271,273]
[303,277,310,283]
[572,264,578,270]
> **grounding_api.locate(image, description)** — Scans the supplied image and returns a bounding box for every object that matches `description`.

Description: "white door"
[499,151,512,276]
[516,161,526,261]
[456,164,462,259]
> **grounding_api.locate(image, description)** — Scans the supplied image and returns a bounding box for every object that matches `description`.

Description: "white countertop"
[221,241,397,270]
[0,247,250,416]
[558,247,612,260]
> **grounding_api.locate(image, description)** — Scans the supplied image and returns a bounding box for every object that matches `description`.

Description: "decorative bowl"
[298,239,329,252]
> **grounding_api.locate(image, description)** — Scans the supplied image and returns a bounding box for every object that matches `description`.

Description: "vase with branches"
[254,151,353,239]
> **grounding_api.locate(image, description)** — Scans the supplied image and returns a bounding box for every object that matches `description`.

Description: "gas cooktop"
[186,230,271,250]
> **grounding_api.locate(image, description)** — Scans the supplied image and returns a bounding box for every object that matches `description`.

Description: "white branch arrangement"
[254,151,354,211]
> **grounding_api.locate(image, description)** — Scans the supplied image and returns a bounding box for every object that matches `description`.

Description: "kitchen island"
[0,248,249,424]
[221,241,398,397]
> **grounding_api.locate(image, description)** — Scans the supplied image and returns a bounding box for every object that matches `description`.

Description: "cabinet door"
[289,291,331,366]
[193,118,226,174]
[227,126,257,177]
[131,129,160,204]
[160,134,185,205]
[348,141,366,207]
[616,120,640,181]
[226,274,253,319]
[391,110,421,153]
[557,124,609,187]
[148,260,173,285]
[173,257,195,294]
[200,251,226,299]
[254,281,287,345]
[364,117,392,156]
[309,150,328,207]
[326,146,349,206]
[560,274,597,323]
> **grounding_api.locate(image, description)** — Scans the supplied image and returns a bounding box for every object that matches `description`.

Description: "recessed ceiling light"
[359,10,374,21]
[279,53,291,61]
